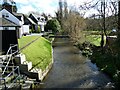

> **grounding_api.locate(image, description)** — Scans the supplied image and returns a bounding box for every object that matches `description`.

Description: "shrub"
[45,19,61,34]
[36,26,41,33]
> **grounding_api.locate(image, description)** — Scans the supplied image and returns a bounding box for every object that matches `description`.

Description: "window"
[4,27,9,30]
[6,13,9,17]
[2,13,9,18]
[2,15,5,18]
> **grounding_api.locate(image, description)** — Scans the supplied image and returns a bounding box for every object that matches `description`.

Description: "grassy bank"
[85,35,106,46]
[18,36,40,48]
[18,36,52,70]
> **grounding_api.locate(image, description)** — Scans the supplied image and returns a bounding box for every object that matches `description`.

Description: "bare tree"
[79,0,118,47]
[62,10,86,44]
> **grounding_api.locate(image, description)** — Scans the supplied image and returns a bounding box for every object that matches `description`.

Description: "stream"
[40,38,114,88]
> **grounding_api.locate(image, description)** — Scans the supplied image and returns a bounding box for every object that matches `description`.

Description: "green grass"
[85,35,106,46]
[18,36,52,70]
[18,36,40,49]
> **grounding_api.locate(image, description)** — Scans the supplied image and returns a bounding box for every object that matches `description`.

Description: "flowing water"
[40,38,114,88]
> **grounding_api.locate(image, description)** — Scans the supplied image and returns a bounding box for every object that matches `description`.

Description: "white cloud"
[14,0,58,16]
[14,0,29,5]
[14,0,99,16]
[17,5,37,14]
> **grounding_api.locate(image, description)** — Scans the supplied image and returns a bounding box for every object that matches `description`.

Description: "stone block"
[14,54,26,65]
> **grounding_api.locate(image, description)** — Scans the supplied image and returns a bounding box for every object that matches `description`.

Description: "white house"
[0,11,20,54]
[0,9,23,38]
[29,14,46,32]
[37,16,46,32]
[13,13,30,35]
[0,9,21,25]
[0,9,30,37]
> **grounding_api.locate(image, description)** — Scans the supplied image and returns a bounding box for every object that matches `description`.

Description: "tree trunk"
[117,1,120,47]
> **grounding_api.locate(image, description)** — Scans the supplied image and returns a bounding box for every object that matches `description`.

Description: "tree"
[79,0,118,47]
[45,19,61,34]
[62,10,86,44]
[117,1,120,47]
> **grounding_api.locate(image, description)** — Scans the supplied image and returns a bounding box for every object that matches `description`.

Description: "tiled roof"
[0,18,20,27]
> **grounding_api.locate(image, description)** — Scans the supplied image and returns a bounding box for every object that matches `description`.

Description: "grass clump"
[86,35,106,46]
[18,36,52,71]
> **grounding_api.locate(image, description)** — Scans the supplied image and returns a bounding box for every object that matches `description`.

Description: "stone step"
[14,54,26,65]
[19,62,32,73]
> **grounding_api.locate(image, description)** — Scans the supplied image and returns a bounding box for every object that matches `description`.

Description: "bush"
[76,42,93,57]
[36,26,41,33]
[45,19,61,34]
[30,26,35,33]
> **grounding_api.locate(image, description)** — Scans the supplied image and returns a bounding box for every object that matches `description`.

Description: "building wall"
[0,30,18,54]
[23,25,29,34]
[38,22,45,32]
[40,25,44,32]
[0,27,16,30]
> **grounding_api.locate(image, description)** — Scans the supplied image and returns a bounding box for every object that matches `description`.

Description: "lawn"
[85,35,106,46]
[18,36,40,49]
[18,36,52,70]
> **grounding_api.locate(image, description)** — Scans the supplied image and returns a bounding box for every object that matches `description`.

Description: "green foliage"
[18,36,52,70]
[36,25,41,33]
[29,29,32,33]
[12,5,17,13]
[30,26,35,33]
[85,35,102,46]
[90,46,120,87]
[30,26,41,33]
[45,19,61,34]
[85,15,118,31]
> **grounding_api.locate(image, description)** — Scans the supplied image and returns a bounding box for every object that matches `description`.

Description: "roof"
[30,14,38,22]
[0,18,20,27]
[13,12,23,16]
[27,17,36,25]
[13,12,23,21]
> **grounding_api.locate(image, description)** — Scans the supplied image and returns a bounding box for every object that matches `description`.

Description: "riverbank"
[90,46,120,87]
[75,37,118,87]
[18,36,52,71]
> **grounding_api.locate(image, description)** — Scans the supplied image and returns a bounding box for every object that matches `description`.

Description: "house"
[29,14,46,32]
[29,14,39,32]
[0,12,20,54]
[24,15,37,34]
[13,13,30,35]
[0,9,22,38]
[37,15,46,32]
[1,1,30,37]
